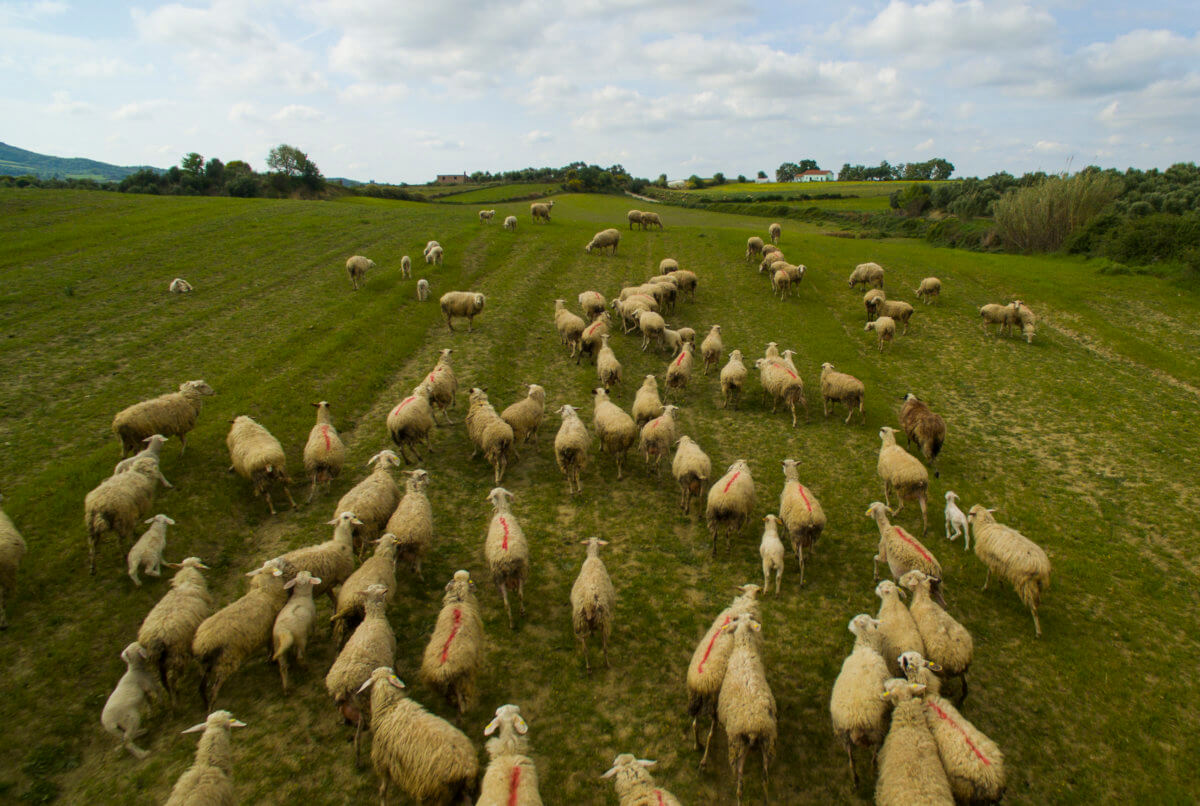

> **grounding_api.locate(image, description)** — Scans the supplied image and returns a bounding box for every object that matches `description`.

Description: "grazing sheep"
[768,222,782,243]
[864,288,886,321]
[601,754,682,806]
[706,459,756,555]
[875,579,925,678]
[865,316,896,352]
[672,434,711,516]
[326,584,395,760]
[585,228,621,254]
[633,309,666,352]
[746,236,764,259]
[226,415,294,516]
[720,350,748,409]
[665,343,693,397]
[400,255,412,278]
[387,383,436,464]
[829,614,891,786]
[530,202,552,222]
[596,334,622,390]
[639,404,679,475]
[867,502,942,588]
[416,278,431,300]
[979,301,1021,337]
[440,291,486,332]
[360,667,479,805]
[335,450,403,552]
[899,570,972,703]
[579,313,611,365]
[484,488,529,629]
[944,491,970,549]
[875,679,953,806]
[570,537,615,673]
[112,380,215,458]
[385,470,432,581]
[420,570,484,715]
[848,261,885,290]
[592,388,638,481]
[659,258,679,273]
[501,383,546,457]
[424,240,441,258]
[717,613,776,803]
[818,362,865,425]
[479,209,496,223]
[480,704,543,805]
[164,710,246,806]
[346,255,376,290]
[578,290,607,319]
[771,268,791,300]
[136,557,212,705]
[1015,302,1037,343]
[915,277,941,304]
[100,641,159,759]
[85,455,172,574]
[778,459,825,585]
[899,393,945,477]
[332,535,399,646]
[275,511,360,606]
[304,401,346,502]
[424,348,459,425]
[127,513,175,587]
[626,209,644,229]
[555,299,586,357]
[554,404,590,494]
[868,298,915,334]
[632,374,665,427]
[168,277,194,294]
[761,243,780,258]
[760,252,784,273]
[699,325,723,375]
[271,570,321,693]
[426,245,444,265]
[968,505,1051,636]
[641,211,663,229]
[192,558,292,710]
[0,501,25,629]
[759,515,785,595]
[876,427,930,533]
[673,269,698,301]
[756,354,808,427]
[503,215,517,231]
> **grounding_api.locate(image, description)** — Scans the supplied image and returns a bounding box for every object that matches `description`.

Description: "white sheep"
[585,228,621,254]
[876,427,930,534]
[164,710,247,805]
[875,579,925,678]
[759,515,785,595]
[968,505,1051,637]
[671,434,711,516]
[416,278,430,301]
[127,514,175,587]
[866,501,942,585]
[387,383,436,465]
[226,415,295,515]
[0,500,24,629]
[875,679,953,805]
[632,374,664,428]
[101,641,160,759]
[420,570,484,716]
[136,557,212,706]
[899,570,972,703]
[979,301,1021,337]
[778,459,825,585]
[479,209,496,223]
[746,236,764,259]
[592,387,638,481]
[700,325,723,375]
[112,379,215,457]
[439,291,486,331]
[426,245,444,265]
[503,215,518,231]
[304,400,345,502]
[915,276,941,304]
[720,350,748,409]
[578,290,607,319]
[401,255,412,278]
[865,315,896,352]
[717,613,776,803]
[706,459,755,556]
[85,454,172,574]
[168,278,193,293]
[484,487,529,630]
[944,491,970,549]
[346,255,376,290]
[326,584,395,760]
[638,404,678,474]
[664,342,693,398]
[271,570,322,692]
[554,404,589,494]
[819,362,865,424]
[480,704,543,805]
[388,479,432,581]
[768,222,781,243]
[596,334,622,390]
[501,383,546,459]
[829,614,890,786]
[570,537,615,673]
[601,754,683,805]
[555,299,586,358]
[848,261,885,290]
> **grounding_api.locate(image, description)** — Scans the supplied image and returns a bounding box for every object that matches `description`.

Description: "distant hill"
[0,141,162,181]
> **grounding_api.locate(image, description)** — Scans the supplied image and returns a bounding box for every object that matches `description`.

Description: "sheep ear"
[878,690,891,701]
[182,722,208,734]
[483,718,500,736]
[387,674,405,689]
[926,660,943,672]
[311,577,322,585]
[750,620,762,633]
[514,716,528,734]
[145,517,157,524]
[987,508,997,513]
[284,578,297,589]
[327,518,340,525]
[165,562,182,569]
[357,678,376,694]
[230,719,247,728]
[600,767,619,779]
[636,759,657,768]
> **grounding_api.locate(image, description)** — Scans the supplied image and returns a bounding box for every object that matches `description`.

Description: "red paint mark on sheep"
[674,351,686,367]
[797,484,812,512]
[509,767,521,806]
[655,791,665,806]
[894,527,932,562]
[321,426,332,451]
[697,616,731,675]
[500,517,510,550]
[723,471,741,493]
[927,701,991,765]
[391,397,415,417]
[439,608,462,664]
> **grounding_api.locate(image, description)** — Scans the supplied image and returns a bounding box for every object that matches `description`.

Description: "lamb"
[915,276,941,304]
[0,500,27,629]
[424,348,459,424]
[335,450,403,551]
[672,434,711,516]
[417,278,431,300]
[585,227,621,254]
[899,570,972,703]
[426,245,444,265]
[85,455,172,574]
[530,202,552,222]
[611,297,654,333]
[346,255,376,290]
[578,312,612,365]
[420,570,484,715]
[698,325,723,375]
[829,614,891,786]
[401,255,412,278]
[659,257,679,273]
[485,488,530,629]
[596,334,622,390]
[359,666,478,805]
[1015,302,1037,343]
[968,505,1051,636]
[226,415,295,515]
[271,570,322,692]
[864,288,886,320]
[768,222,781,243]
[578,290,607,319]
[717,613,777,803]
[501,383,546,457]
[745,236,764,259]
[771,268,791,300]
[633,309,666,352]
[706,459,755,555]
[440,291,486,331]
[867,501,942,589]
[944,491,970,549]
[720,350,748,409]
[759,515,786,595]
[632,374,664,427]
[868,299,915,334]
[626,209,644,229]
[275,510,361,606]
[756,354,808,426]
[778,459,825,585]
[876,426,930,533]
[570,537,616,673]
[127,513,175,587]
[899,393,945,477]
[326,584,395,759]
[100,641,160,759]
[136,557,212,705]
[503,215,517,231]
[665,343,693,397]
[164,710,247,806]
[112,433,170,475]
[592,388,638,481]
[331,534,399,645]
[554,404,590,494]
[385,469,433,581]
[817,362,864,425]
[875,679,953,806]
[555,299,586,357]
[865,316,896,352]
[304,400,346,502]
[640,210,663,229]
[638,404,678,474]
[479,209,496,223]
[601,755,683,806]
[479,704,543,805]
[875,579,925,678]
[112,379,215,457]
[386,383,436,464]
[979,301,1021,337]
[192,558,292,710]
[168,277,193,293]
[661,326,685,356]
[848,261,885,290]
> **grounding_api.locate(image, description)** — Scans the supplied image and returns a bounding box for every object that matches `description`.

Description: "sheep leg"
[710,525,720,557]
[580,637,591,674]
[843,738,858,786]
[957,671,969,705]
[456,687,467,715]
[918,497,928,535]
[307,477,318,504]
[517,580,526,617]
[761,746,771,800]
[1032,606,1042,638]
[179,434,188,457]
[498,583,514,630]
[264,491,277,516]
[872,553,882,582]
[279,655,290,693]
[981,568,991,590]
[283,486,297,510]
[700,718,717,768]
[616,453,625,481]
[735,749,747,803]
[882,482,891,508]
[601,631,610,669]
[88,536,98,575]
[353,703,366,768]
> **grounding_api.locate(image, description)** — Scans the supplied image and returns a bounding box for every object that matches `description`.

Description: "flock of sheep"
[0,197,1055,805]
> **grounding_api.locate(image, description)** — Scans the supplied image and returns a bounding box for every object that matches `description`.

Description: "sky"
[1,0,1197,183]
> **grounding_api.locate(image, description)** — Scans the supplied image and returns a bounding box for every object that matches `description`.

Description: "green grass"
[1,188,1198,804]
[436,183,562,204]
[689,180,941,199]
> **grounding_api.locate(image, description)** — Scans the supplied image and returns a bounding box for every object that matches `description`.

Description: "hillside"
[0,141,161,181]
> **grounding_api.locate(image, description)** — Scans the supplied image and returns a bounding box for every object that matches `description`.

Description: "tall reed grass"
[993,172,1122,252]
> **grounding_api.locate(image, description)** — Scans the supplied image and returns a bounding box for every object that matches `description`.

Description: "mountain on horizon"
[0,141,163,181]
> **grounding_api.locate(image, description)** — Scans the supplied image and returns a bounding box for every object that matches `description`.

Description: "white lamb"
[127,514,176,587]
[944,491,970,549]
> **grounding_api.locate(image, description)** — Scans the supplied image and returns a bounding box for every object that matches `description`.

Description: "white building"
[795,169,835,182]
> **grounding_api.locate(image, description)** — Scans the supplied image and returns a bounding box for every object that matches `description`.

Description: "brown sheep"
[898,394,946,478]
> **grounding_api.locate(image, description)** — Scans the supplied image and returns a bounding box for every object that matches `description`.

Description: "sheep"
[817,362,863,425]
[503,215,517,231]
[592,388,638,481]
[585,227,621,254]
[968,505,1051,636]
[385,469,433,581]
[706,459,755,556]
[639,404,678,474]
[875,579,925,678]
[530,201,552,222]
[424,240,441,258]
[865,316,896,352]
[717,613,776,803]
[579,312,611,364]
[226,415,295,515]
[271,570,321,693]
[829,614,891,786]
[359,666,479,805]
[420,570,484,715]
[485,488,529,630]
[136,557,212,705]
[596,334,622,390]
[672,434,711,516]
[658,258,679,274]
[698,325,723,375]
[915,276,941,304]
[640,210,663,229]
[868,299,915,334]
[479,209,496,223]
[768,222,782,243]
[875,679,953,806]
[112,379,215,457]
[466,388,500,453]
[601,755,683,805]
[335,450,403,552]
[720,350,748,409]
[465,390,514,484]
[610,297,653,333]
[304,400,346,502]
[555,299,586,357]
[554,404,590,494]
[331,534,399,646]
[759,515,785,595]
[424,347,459,424]
[401,255,412,278]
[979,301,1021,337]
[192,558,292,710]
[440,291,486,331]
[416,278,431,300]
[746,236,764,259]
[578,290,607,319]
[778,459,825,585]
[864,288,886,320]
[127,513,175,587]
[632,374,664,427]
[673,269,698,301]
[275,510,360,606]
[761,243,780,259]
[113,433,170,475]
[1016,302,1037,343]
[426,245,444,265]
[665,343,693,397]
[0,500,27,629]
[755,355,808,427]
[326,584,395,760]
[570,537,615,673]
[84,455,172,574]
[848,261,885,290]
[660,326,685,356]
[771,268,791,300]
[899,570,972,703]
[633,308,666,352]
[867,502,942,591]
[168,277,193,293]
[164,710,247,806]
[346,255,376,290]
[760,252,784,273]
[899,393,945,477]
[501,383,546,458]
[100,641,159,759]
[944,491,970,549]
[626,209,644,229]
[387,383,436,464]
[479,704,543,805]
[876,426,930,533]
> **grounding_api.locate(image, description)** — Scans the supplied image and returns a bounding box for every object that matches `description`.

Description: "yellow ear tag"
[387,675,405,689]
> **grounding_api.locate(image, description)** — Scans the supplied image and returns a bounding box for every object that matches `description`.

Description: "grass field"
[436,183,562,204]
[1,188,1198,804]
[688,181,936,199]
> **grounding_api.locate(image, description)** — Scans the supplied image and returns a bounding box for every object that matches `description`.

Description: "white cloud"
[339,82,409,102]
[0,1,67,22]
[854,1,1055,59]
[272,104,322,122]
[111,99,171,120]
[524,130,553,144]
[47,89,93,115]
[915,138,934,151]
[1033,140,1070,153]
[228,102,257,122]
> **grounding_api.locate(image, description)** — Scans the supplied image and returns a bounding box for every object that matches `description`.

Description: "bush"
[226,176,259,198]
[993,172,1123,252]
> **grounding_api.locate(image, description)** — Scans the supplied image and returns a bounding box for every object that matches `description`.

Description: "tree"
[181,152,204,176]
[737,174,747,183]
[686,174,705,189]
[757,170,767,179]
[776,162,801,182]
[798,159,819,172]
[711,172,726,185]
[267,144,319,179]
[931,158,955,181]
